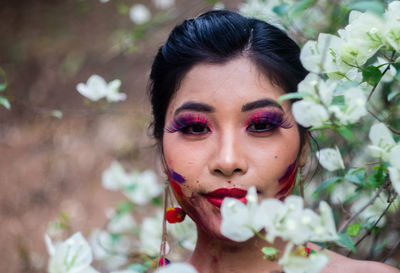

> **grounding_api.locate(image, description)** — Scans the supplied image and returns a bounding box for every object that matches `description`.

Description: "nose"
[208,130,248,177]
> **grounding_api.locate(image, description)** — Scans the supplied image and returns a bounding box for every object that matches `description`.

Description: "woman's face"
[162,57,304,239]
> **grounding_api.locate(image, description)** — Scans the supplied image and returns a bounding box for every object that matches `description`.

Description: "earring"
[151,257,171,269]
[166,207,186,223]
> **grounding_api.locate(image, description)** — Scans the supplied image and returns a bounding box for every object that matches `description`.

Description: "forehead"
[168,57,288,113]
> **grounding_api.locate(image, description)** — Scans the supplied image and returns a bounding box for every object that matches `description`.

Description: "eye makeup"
[165,113,211,135]
[245,110,293,133]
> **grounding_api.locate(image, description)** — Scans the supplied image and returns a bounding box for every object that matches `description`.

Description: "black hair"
[148,10,308,146]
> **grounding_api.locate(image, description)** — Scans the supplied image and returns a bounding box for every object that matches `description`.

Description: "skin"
[161,57,398,273]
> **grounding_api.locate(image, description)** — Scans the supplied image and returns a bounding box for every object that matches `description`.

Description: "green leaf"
[336,233,356,252]
[116,3,130,15]
[0,96,11,109]
[262,247,279,260]
[116,201,134,214]
[332,95,345,105]
[345,168,365,185]
[347,223,362,237]
[349,1,385,14]
[272,3,290,16]
[362,65,382,86]
[277,93,303,104]
[288,0,317,17]
[151,196,162,206]
[0,83,6,91]
[337,126,354,141]
[313,176,342,196]
[366,165,387,189]
[205,0,219,3]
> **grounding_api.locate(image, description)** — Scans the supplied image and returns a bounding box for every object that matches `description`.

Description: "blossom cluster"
[295,2,399,129]
[45,162,197,273]
[220,187,338,273]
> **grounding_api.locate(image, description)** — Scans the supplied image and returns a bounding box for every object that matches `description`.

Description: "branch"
[367,51,395,103]
[338,182,388,233]
[346,193,397,257]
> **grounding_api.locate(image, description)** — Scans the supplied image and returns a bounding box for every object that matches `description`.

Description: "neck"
[188,227,286,273]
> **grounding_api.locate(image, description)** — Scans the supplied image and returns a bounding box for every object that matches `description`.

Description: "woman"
[148,10,398,273]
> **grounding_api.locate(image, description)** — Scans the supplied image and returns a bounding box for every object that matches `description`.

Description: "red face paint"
[276,161,298,199]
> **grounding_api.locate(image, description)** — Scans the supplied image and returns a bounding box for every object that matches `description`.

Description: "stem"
[160,182,169,260]
[367,51,395,103]
[338,182,387,233]
[367,108,400,135]
[346,193,397,257]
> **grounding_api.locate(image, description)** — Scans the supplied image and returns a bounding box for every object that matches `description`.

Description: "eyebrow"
[174,101,215,115]
[241,98,283,112]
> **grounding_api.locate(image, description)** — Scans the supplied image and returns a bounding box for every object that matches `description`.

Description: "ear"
[298,133,310,168]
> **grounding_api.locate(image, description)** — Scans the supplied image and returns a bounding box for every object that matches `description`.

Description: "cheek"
[276,161,298,200]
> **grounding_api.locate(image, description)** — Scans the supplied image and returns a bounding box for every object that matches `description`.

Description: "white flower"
[129,4,151,24]
[76,75,126,102]
[389,145,400,195]
[107,212,136,234]
[46,232,100,273]
[220,186,265,242]
[300,33,345,74]
[154,263,198,273]
[239,0,285,29]
[314,201,338,241]
[337,11,384,66]
[316,147,345,171]
[139,211,168,256]
[280,251,329,273]
[152,0,175,10]
[102,161,133,191]
[292,100,330,128]
[384,1,400,51]
[350,193,390,227]
[330,181,357,205]
[368,123,396,161]
[213,2,225,10]
[122,170,163,205]
[89,229,130,271]
[102,162,162,205]
[297,73,336,106]
[168,217,197,251]
[329,87,367,125]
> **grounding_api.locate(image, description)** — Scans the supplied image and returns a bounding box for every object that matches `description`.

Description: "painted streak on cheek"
[276,161,298,200]
[168,169,185,200]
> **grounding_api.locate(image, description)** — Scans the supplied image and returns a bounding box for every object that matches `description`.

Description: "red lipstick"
[204,188,248,208]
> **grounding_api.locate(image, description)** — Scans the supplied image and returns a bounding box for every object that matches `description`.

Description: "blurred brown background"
[0,1,241,272]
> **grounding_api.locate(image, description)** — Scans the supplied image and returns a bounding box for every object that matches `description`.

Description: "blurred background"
[0,1,244,272]
[1,0,400,272]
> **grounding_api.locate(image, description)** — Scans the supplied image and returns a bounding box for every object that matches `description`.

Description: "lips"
[204,188,248,208]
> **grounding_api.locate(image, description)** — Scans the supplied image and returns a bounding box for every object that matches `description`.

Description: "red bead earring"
[165,207,186,223]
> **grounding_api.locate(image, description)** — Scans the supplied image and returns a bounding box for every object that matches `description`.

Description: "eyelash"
[165,114,211,135]
[246,112,293,134]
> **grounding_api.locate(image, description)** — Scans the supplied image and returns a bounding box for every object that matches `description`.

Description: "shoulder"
[308,243,399,273]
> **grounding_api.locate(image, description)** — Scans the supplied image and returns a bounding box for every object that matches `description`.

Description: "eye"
[165,113,212,136]
[246,111,293,135]
[181,123,211,135]
[247,121,276,133]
